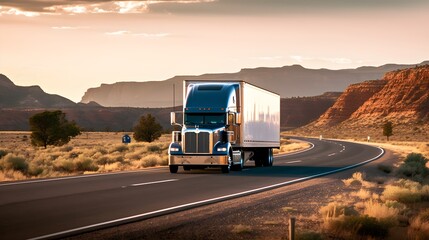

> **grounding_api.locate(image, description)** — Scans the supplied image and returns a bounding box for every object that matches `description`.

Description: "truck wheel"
[232,154,244,171]
[169,165,178,173]
[254,150,262,167]
[222,154,232,173]
[262,148,273,167]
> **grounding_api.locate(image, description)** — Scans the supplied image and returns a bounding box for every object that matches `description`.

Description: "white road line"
[0,168,167,187]
[285,160,302,164]
[30,146,385,240]
[130,179,178,187]
[328,153,336,156]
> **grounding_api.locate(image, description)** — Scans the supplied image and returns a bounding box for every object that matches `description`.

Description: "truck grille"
[184,132,210,153]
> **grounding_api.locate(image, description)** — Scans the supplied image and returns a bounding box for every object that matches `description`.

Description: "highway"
[0,137,383,240]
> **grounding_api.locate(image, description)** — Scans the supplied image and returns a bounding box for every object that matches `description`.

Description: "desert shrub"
[28,163,44,176]
[111,144,128,153]
[68,151,81,159]
[147,144,162,153]
[140,154,160,168]
[397,153,428,182]
[60,145,73,152]
[159,155,168,166]
[75,158,98,172]
[351,189,372,200]
[0,149,7,159]
[320,202,358,219]
[326,215,389,239]
[2,153,28,173]
[382,180,423,203]
[363,200,399,227]
[96,156,116,166]
[408,209,429,240]
[53,159,75,173]
[125,152,141,161]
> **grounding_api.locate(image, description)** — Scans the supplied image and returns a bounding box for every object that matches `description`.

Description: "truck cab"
[169,81,280,173]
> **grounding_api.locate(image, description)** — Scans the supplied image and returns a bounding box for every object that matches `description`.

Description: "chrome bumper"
[169,155,229,166]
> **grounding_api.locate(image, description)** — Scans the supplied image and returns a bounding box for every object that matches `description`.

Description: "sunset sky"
[1,0,428,102]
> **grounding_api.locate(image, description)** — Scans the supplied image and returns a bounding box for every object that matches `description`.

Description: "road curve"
[0,138,383,240]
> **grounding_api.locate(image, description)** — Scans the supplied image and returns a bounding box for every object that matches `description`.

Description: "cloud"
[51,26,90,30]
[105,30,170,38]
[0,0,216,17]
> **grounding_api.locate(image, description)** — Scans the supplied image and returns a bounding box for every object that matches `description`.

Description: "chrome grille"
[184,131,210,153]
[184,132,197,153]
[198,132,210,153]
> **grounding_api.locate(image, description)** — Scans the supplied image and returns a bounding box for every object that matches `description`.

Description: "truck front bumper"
[169,155,229,166]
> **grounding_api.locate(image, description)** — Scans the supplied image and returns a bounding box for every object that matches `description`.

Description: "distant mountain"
[281,92,341,129]
[80,61,429,108]
[0,74,76,108]
[299,65,429,141]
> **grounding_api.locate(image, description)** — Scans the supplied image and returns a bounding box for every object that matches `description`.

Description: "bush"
[328,215,389,238]
[141,154,160,168]
[0,149,7,159]
[382,180,423,203]
[111,145,128,153]
[320,202,358,219]
[397,153,428,182]
[2,154,28,173]
[408,209,429,240]
[75,158,99,172]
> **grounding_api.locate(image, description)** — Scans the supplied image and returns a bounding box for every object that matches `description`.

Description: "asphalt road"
[0,137,383,240]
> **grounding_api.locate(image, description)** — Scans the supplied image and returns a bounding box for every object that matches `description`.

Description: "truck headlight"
[170,147,180,152]
[217,147,227,152]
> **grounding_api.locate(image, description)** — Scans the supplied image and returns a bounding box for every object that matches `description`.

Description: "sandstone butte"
[312,65,429,127]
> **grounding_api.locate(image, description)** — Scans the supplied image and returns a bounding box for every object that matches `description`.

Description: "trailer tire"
[169,165,178,173]
[262,148,273,167]
[183,166,191,171]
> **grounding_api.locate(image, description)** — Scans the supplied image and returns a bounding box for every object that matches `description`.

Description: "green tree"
[133,114,163,142]
[29,110,81,148]
[383,121,393,141]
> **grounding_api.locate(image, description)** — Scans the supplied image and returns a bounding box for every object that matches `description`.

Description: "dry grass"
[0,132,170,181]
[274,137,311,155]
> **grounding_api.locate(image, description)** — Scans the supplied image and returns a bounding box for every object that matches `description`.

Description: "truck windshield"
[185,113,226,125]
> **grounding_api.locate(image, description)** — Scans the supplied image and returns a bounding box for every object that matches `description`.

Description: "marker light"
[170,147,180,152]
[217,147,227,152]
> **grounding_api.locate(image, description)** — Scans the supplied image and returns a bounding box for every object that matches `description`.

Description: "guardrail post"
[288,217,296,240]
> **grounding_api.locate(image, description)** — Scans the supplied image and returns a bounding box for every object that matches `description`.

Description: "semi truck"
[168,80,280,173]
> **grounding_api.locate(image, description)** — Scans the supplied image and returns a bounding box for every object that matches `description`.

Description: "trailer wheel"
[254,150,262,167]
[262,148,273,167]
[183,166,191,171]
[169,165,178,173]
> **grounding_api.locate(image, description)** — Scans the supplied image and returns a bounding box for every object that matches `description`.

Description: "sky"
[1,0,428,102]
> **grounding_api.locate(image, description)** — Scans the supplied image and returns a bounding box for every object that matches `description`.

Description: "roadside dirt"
[67,148,399,240]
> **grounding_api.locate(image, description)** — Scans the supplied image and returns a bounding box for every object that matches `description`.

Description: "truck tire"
[232,152,244,171]
[221,154,232,173]
[169,165,178,173]
[262,148,273,167]
[253,149,262,167]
